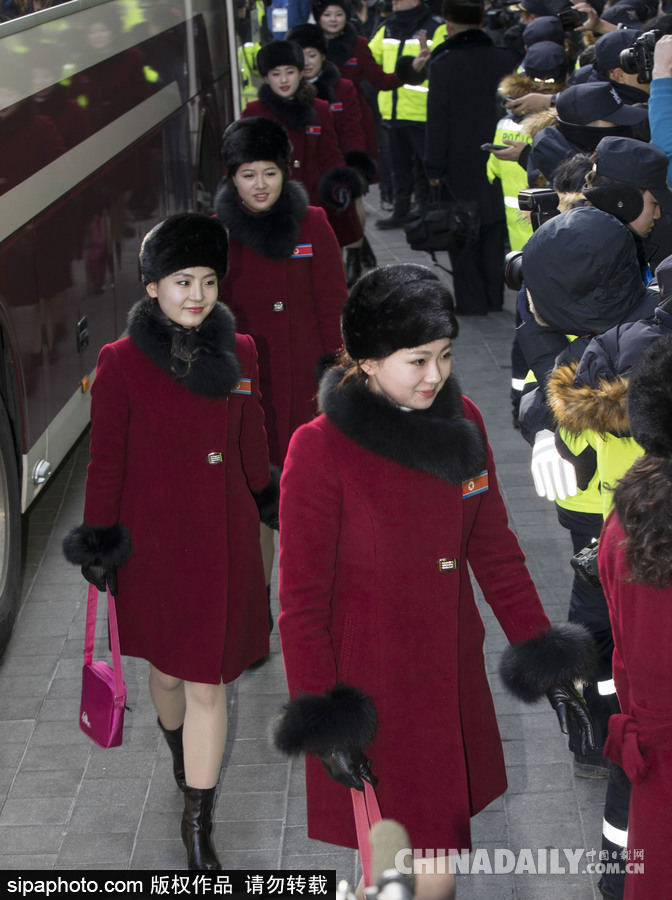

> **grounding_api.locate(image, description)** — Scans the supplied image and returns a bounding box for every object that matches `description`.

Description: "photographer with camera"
[587,28,652,104]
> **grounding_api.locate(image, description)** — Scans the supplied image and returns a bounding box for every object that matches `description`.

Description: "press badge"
[462,470,489,499]
[232,378,251,394]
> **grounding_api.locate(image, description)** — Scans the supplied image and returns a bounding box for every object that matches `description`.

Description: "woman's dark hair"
[612,454,672,587]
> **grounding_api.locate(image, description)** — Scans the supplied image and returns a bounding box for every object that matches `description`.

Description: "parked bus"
[0,0,243,655]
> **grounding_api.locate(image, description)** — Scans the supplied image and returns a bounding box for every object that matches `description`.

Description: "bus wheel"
[0,397,21,659]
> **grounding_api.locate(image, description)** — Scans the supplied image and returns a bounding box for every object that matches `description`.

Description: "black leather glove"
[331,185,352,214]
[546,682,596,755]
[81,564,118,596]
[318,748,377,792]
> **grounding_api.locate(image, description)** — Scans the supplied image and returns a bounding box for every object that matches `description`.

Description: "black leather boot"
[181,785,221,870]
[346,247,363,287]
[158,718,186,791]
[361,235,377,269]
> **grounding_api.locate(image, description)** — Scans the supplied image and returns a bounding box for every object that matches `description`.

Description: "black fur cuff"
[344,150,377,185]
[395,54,425,86]
[319,166,364,211]
[315,352,340,384]
[251,465,281,530]
[499,622,597,703]
[273,684,377,756]
[63,522,132,569]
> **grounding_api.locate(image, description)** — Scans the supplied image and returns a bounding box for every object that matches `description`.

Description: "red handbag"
[79,584,126,748]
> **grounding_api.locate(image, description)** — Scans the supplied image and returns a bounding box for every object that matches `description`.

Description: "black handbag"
[404,182,480,255]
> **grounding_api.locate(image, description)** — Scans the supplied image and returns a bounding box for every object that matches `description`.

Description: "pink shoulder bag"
[79,584,126,748]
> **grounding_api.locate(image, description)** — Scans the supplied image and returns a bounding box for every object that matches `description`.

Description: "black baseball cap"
[520,0,557,14]
[655,254,672,304]
[523,42,569,81]
[601,0,648,25]
[593,29,640,72]
[556,82,649,126]
[594,136,672,212]
[523,15,565,45]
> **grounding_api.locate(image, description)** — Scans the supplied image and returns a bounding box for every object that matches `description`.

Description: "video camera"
[504,189,560,291]
[619,29,662,84]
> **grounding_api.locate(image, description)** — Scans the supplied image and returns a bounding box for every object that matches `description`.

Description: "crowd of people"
[58,1,672,898]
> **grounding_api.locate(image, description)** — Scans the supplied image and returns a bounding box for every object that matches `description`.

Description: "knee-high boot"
[158,718,187,791]
[181,785,221,870]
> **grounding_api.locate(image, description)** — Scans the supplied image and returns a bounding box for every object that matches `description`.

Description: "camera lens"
[618,46,638,75]
[504,250,524,292]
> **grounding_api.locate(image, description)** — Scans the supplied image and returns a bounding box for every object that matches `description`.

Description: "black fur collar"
[258,83,316,131]
[213,179,308,261]
[325,22,357,65]
[319,367,487,483]
[313,60,341,104]
[127,299,241,397]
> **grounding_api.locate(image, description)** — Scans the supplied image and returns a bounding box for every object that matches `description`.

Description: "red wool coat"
[335,33,400,166]
[328,76,366,156]
[599,512,672,900]
[81,304,271,684]
[219,192,346,467]
[278,373,552,850]
[242,91,362,247]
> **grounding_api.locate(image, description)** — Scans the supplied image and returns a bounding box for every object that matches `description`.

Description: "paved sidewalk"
[0,188,608,898]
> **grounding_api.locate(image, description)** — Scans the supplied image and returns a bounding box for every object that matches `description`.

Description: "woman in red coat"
[215,117,347,624]
[288,22,379,285]
[242,39,364,251]
[273,265,596,899]
[598,336,672,900]
[312,0,401,173]
[63,215,275,871]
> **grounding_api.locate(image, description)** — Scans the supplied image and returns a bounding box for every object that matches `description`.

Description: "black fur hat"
[139,214,228,285]
[257,39,305,76]
[312,0,352,20]
[627,335,672,457]
[221,117,292,171]
[342,264,458,361]
[287,23,327,56]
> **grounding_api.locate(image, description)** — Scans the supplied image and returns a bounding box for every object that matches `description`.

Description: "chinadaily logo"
[393,848,645,876]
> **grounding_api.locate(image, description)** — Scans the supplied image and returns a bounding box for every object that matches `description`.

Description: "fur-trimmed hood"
[318,367,487,484]
[520,107,559,140]
[497,72,563,103]
[127,298,241,397]
[214,179,309,261]
[257,82,316,132]
[547,361,631,437]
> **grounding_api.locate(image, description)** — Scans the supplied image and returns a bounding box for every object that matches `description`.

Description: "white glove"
[531,429,578,501]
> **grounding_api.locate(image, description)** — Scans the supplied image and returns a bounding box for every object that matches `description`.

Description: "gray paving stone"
[0,797,73,826]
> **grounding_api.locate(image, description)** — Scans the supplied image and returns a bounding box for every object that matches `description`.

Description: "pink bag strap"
[351,780,382,887]
[83,584,125,708]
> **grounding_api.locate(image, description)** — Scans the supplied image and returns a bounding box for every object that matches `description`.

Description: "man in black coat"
[424,0,516,314]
